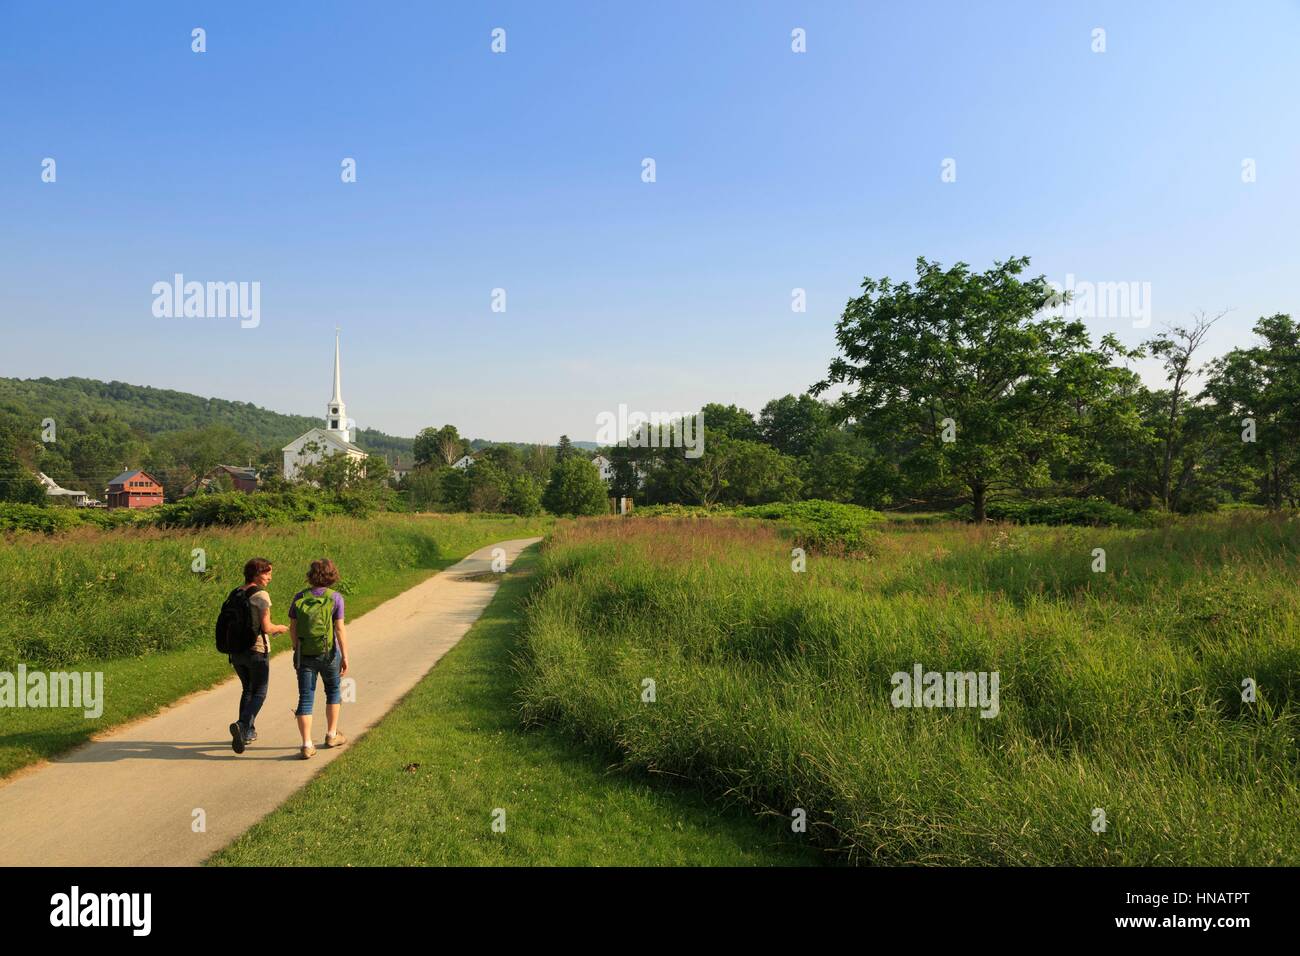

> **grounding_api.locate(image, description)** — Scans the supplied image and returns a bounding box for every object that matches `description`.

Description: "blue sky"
[2,1,1297,443]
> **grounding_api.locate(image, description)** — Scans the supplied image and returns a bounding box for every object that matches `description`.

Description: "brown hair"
[244,557,273,584]
[307,558,340,588]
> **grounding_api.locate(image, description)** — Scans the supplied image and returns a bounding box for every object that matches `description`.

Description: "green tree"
[699,403,760,442]
[414,425,465,467]
[759,394,832,458]
[504,473,543,516]
[543,457,608,516]
[466,460,510,512]
[522,443,555,482]
[1205,313,1300,509]
[556,435,575,463]
[477,444,524,475]
[1144,311,1224,511]
[715,437,802,505]
[0,418,44,504]
[802,450,862,503]
[814,256,1132,522]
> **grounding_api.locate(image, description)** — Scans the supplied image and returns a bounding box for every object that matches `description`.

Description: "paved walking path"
[0,538,542,866]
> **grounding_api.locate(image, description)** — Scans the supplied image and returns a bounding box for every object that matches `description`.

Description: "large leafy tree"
[639,435,802,506]
[699,403,761,442]
[413,424,465,467]
[465,459,510,512]
[1142,311,1223,511]
[1205,313,1300,509]
[759,394,833,458]
[543,456,608,515]
[813,256,1133,521]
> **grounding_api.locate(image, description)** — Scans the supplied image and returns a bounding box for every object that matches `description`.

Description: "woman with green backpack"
[288,558,350,759]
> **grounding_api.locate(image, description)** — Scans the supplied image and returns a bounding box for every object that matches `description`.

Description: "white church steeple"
[326,329,349,443]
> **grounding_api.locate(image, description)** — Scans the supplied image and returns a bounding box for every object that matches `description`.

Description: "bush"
[0,503,81,534]
[632,503,723,518]
[952,497,1151,528]
[542,458,608,516]
[72,509,143,531]
[139,490,343,529]
[736,499,884,554]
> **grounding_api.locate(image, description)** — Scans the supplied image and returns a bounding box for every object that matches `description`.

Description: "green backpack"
[293,588,337,658]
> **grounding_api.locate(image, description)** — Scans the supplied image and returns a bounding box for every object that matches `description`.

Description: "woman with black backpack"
[220,557,289,754]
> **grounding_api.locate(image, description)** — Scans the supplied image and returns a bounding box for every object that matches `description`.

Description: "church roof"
[282,428,367,455]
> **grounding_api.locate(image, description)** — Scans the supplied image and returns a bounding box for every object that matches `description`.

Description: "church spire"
[326,329,349,443]
[331,329,343,405]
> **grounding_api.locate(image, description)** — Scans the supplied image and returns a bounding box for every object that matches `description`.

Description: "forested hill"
[0,376,413,459]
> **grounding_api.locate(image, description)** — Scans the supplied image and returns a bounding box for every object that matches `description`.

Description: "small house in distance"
[182,464,259,497]
[105,469,164,509]
[36,472,88,506]
[591,454,615,483]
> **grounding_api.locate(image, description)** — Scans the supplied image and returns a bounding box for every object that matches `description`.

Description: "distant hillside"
[0,377,413,459]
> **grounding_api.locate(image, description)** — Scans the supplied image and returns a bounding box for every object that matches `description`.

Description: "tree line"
[607,257,1298,519]
[5,256,1295,521]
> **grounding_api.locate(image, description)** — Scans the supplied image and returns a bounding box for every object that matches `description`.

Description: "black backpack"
[215,585,262,654]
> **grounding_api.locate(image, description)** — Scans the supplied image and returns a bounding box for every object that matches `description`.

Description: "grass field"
[0,513,551,778]
[515,513,1300,865]
[212,547,822,866]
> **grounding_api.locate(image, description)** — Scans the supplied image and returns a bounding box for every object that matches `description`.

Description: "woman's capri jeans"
[295,646,342,716]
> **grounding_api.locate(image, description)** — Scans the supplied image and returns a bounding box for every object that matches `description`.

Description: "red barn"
[105,469,165,509]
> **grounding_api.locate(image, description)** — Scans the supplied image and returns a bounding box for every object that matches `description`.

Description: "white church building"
[282,333,368,481]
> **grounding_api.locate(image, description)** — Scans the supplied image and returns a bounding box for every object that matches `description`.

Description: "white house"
[37,471,88,506]
[591,454,646,488]
[451,454,476,470]
[282,333,368,481]
[591,454,615,483]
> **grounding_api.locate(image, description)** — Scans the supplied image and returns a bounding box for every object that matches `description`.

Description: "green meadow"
[0,513,551,777]
[515,513,1300,865]
[5,506,1296,866]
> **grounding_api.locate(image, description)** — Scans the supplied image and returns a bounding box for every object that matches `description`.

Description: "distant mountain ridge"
[0,377,592,458]
[0,376,412,458]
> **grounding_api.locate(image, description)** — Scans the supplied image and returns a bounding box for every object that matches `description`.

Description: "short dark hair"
[244,557,273,583]
[307,558,340,588]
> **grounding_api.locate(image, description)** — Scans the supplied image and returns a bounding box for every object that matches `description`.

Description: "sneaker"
[244,729,258,743]
[323,731,347,748]
[229,722,246,755]
[300,743,316,759]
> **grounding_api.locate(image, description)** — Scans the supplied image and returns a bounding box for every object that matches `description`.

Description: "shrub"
[632,503,726,518]
[736,499,884,554]
[953,497,1151,528]
[0,503,81,534]
[139,490,343,529]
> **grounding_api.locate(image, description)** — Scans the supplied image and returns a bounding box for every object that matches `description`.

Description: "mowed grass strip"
[211,547,823,866]
[0,514,551,778]
[516,514,1300,866]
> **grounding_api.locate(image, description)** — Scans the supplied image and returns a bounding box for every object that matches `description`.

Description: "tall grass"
[0,513,551,668]
[516,513,1300,865]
